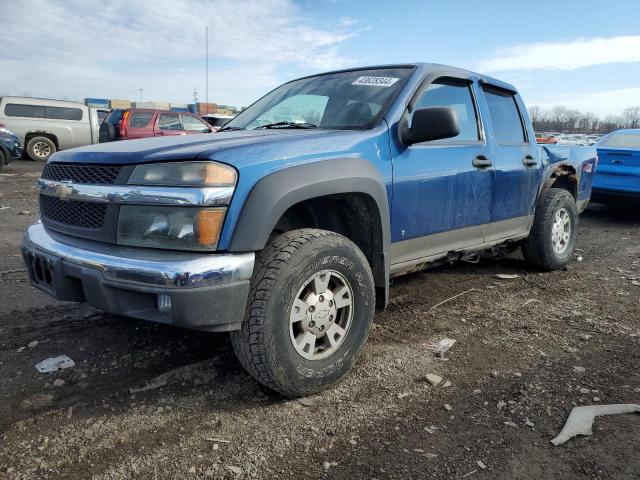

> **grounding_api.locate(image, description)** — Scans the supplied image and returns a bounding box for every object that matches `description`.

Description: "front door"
[480,85,540,242]
[391,77,494,267]
[155,112,184,137]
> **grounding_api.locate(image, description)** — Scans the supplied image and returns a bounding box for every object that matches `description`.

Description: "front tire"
[27,136,56,162]
[522,188,578,270]
[231,229,375,397]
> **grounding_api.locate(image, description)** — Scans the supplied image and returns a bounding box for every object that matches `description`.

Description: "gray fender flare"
[228,158,391,306]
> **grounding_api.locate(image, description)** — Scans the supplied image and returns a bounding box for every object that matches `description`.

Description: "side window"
[129,111,154,128]
[4,104,45,118]
[181,115,210,132]
[413,80,479,142]
[158,113,181,131]
[44,106,83,121]
[483,89,526,144]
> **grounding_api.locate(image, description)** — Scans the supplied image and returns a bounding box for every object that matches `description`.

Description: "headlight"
[129,161,236,187]
[117,206,226,251]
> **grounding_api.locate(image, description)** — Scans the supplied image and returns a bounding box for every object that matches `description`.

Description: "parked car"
[0,97,100,161]
[22,63,596,396]
[592,129,640,203]
[201,114,235,131]
[96,109,110,124]
[99,109,213,142]
[535,132,557,144]
[555,134,588,146]
[0,123,22,168]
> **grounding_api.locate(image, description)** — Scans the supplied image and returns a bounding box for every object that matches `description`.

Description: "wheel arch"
[540,162,578,200]
[228,158,391,309]
[25,132,59,149]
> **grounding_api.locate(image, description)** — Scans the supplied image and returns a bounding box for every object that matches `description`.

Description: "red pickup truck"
[99,109,213,142]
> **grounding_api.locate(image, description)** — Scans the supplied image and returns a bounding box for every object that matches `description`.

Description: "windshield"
[223,67,413,131]
[600,132,640,148]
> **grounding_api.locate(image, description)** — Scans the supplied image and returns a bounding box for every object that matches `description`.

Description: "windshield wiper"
[218,126,244,132]
[254,121,318,130]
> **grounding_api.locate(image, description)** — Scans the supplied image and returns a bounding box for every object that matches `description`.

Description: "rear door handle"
[523,155,537,167]
[473,155,492,169]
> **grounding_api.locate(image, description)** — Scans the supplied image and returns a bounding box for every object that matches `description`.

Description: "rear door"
[125,110,155,139]
[480,85,540,242]
[391,76,494,267]
[155,112,184,137]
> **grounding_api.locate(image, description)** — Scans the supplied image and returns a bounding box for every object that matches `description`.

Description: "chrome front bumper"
[22,223,255,331]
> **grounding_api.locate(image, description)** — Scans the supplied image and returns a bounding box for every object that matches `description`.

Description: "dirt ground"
[0,160,638,480]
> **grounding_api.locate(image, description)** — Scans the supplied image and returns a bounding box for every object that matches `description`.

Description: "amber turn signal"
[197,208,226,246]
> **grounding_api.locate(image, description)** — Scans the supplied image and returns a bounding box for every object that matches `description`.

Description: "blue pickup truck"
[22,64,596,396]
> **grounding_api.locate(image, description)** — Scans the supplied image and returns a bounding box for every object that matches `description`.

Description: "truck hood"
[49,128,383,170]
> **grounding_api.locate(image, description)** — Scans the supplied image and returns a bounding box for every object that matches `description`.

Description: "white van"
[0,97,100,161]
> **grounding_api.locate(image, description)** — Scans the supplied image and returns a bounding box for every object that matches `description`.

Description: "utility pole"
[193,86,198,114]
[205,25,209,106]
[138,88,143,103]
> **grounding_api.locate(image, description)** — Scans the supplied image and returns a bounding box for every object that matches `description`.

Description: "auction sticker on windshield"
[352,76,399,87]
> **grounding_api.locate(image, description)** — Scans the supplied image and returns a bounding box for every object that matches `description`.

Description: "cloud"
[0,0,357,105]
[527,87,640,116]
[477,35,640,72]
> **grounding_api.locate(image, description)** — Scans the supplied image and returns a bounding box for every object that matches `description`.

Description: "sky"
[1,0,639,116]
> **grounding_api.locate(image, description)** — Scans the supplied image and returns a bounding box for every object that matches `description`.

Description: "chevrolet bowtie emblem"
[56,180,73,200]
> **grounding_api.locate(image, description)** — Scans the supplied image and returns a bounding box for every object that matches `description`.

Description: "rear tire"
[27,136,56,162]
[231,228,375,397]
[522,188,578,270]
[0,149,6,168]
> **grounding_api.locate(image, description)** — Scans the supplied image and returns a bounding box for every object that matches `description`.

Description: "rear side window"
[414,80,479,142]
[5,103,45,118]
[129,111,154,128]
[4,103,82,120]
[44,106,83,121]
[483,88,526,144]
[158,113,181,131]
[600,132,640,148]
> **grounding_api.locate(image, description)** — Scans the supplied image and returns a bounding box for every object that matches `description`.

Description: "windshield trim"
[224,65,417,132]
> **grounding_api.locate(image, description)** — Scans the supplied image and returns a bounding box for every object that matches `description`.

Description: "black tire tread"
[522,188,577,270]
[231,228,372,397]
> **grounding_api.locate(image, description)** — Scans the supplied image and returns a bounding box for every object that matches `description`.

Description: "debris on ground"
[35,355,75,373]
[428,289,480,312]
[477,460,487,469]
[444,404,453,411]
[551,404,640,446]
[128,358,218,393]
[426,338,457,358]
[425,373,443,387]
[573,366,586,373]
[494,274,520,279]
[297,397,316,407]
[226,466,242,475]
[52,379,65,388]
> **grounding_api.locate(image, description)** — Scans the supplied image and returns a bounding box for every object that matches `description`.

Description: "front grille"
[42,163,121,184]
[39,195,106,229]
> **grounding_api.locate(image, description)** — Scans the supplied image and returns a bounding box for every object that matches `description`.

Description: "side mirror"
[401,106,460,145]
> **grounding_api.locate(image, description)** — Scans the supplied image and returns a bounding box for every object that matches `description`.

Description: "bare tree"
[623,106,640,129]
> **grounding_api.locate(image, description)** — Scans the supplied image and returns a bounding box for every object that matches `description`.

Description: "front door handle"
[523,155,537,167]
[473,155,493,169]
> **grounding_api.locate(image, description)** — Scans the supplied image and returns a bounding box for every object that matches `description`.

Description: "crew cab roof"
[289,63,518,94]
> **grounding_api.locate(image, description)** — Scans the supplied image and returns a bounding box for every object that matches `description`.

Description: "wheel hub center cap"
[303,291,336,337]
